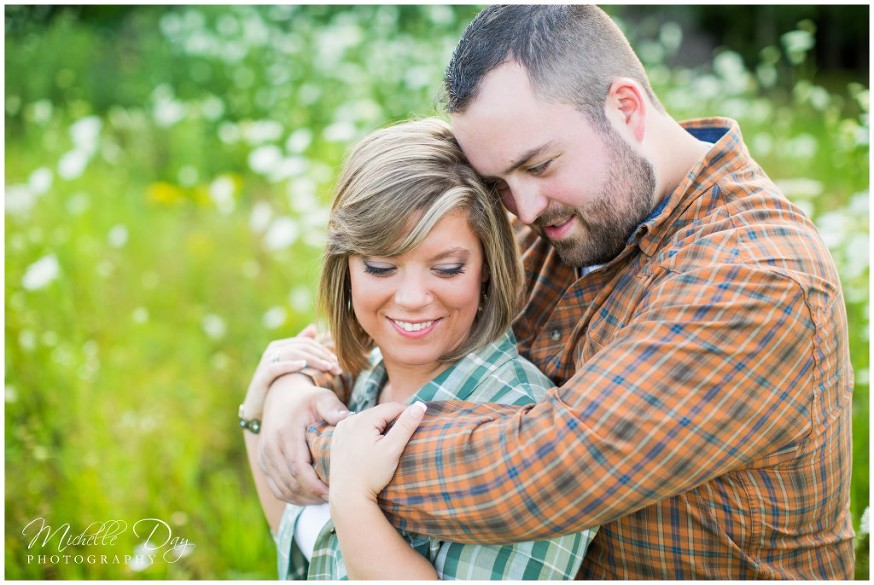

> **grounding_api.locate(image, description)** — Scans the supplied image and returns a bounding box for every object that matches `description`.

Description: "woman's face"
[348,209,484,374]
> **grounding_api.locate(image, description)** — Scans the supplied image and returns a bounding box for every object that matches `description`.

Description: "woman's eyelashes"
[434,264,465,277]
[362,261,394,276]
[361,261,465,277]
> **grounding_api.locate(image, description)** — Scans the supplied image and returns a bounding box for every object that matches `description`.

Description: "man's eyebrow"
[481,141,557,181]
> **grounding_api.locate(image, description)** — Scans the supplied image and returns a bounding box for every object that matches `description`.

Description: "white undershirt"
[293,503,332,562]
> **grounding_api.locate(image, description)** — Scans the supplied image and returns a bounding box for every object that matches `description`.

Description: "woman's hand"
[328,401,428,505]
[328,401,437,580]
[241,324,341,419]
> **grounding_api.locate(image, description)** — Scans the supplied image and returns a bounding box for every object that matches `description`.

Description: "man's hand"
[258,374,350,504]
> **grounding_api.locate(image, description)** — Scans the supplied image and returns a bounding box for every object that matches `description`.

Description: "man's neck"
[651,116,713,203]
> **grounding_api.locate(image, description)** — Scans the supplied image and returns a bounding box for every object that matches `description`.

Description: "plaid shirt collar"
[634,117,743,257]
[352,331,519,407]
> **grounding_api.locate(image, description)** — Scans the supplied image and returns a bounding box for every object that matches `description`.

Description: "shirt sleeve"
[302,368,355,405]
[274,504,310,579]
[432,529,595,579]
[308,264,819,543]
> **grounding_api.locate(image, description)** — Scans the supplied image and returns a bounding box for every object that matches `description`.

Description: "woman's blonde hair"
[319,117,523,374]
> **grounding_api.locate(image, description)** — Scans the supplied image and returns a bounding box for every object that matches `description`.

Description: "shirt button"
[550,329,561,341]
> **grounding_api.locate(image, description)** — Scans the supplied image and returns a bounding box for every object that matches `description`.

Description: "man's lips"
[542,215,577,239]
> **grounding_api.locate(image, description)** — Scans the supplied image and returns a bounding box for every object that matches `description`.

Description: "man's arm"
[308,265,819,542]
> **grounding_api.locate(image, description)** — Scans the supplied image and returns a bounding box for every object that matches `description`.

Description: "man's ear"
[606,77,647,143]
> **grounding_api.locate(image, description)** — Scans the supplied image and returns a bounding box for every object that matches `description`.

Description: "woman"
[241,118,596,579]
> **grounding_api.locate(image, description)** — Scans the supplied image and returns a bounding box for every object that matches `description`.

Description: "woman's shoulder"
[467,331,554,404]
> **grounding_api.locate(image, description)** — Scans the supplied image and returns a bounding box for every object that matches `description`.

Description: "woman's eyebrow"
[429,247,471,262]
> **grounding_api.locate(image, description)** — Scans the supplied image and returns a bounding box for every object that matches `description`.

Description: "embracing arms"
[303,265,828,543]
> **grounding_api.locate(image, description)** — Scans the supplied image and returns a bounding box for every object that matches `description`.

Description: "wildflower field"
[4,5,869,579]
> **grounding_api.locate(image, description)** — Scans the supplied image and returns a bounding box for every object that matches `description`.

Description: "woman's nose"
[393,273,431,309]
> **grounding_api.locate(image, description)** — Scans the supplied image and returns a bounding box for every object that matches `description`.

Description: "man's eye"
[362,262,394,276]
[528,159,552,175]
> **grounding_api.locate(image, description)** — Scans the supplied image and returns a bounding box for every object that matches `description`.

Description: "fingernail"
[411,401,427,414]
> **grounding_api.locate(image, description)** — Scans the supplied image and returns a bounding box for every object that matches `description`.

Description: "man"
[253,5,854,579]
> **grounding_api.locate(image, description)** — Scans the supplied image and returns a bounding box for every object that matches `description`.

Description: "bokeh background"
[5,5,869,579]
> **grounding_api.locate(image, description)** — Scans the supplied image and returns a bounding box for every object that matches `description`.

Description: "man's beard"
[536,127,657,267]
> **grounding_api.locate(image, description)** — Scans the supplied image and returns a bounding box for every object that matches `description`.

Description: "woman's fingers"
[382,402,427,456]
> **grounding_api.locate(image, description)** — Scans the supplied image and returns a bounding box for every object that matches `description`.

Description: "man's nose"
[507,179,548,225]
[393,272,431,309]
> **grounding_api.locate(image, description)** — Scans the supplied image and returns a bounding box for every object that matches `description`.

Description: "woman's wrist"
[329,485,378,519]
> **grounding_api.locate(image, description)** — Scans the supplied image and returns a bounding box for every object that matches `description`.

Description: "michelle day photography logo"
[21,516,195,571]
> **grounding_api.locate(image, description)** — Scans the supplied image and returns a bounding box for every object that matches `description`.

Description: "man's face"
[451,62,656,267]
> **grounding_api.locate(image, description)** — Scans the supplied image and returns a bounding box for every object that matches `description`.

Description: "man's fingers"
[289,445,330,502]
[315,392,353,426]
[384,401,427,451]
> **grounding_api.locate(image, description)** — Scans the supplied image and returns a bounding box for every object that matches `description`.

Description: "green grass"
[5,5,869,579]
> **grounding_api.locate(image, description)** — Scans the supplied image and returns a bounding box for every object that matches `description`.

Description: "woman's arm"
[242,326,346,531]
[328,402,434,579]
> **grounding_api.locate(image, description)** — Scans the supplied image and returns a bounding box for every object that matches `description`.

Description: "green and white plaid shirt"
[275,330,595,580]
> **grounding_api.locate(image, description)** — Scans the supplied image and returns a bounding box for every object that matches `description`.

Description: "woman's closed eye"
[434,264,465,277]
[362,261,395,276]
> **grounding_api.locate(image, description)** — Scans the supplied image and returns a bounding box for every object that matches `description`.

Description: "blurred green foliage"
[5,5,869,580]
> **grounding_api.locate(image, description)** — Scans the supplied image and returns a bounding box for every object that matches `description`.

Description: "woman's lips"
[389,318,439,338]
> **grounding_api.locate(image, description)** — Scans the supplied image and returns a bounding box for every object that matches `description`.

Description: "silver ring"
[271,351,281,363]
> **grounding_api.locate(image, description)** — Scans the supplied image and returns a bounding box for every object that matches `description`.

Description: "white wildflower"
[107,224,128,248]
[128,542,154,572]
[262,306,287,330]
[323,121,357,143]
[249,201,273,233]
[241,120,283,145]
[22,254,60,291]
[289,287,313,313]
[201,314,227,340]
[178,165,198,186]
[19,330,36,351]
[248,144,283,175]
[285,128,312,153]
[28,167,53,195]
[69,116,102,154]
[5,184,37,217]
[209,175,236,215]
[263,216,299,250]
[57,150,89,180]
[133,307,149,324]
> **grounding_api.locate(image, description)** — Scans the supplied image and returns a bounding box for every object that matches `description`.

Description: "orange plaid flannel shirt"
[307,118,855,579]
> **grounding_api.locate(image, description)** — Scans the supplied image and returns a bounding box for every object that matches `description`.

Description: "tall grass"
[5,6,869,579]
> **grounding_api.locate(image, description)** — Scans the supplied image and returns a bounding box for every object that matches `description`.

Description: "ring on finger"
[271,350,281,363]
